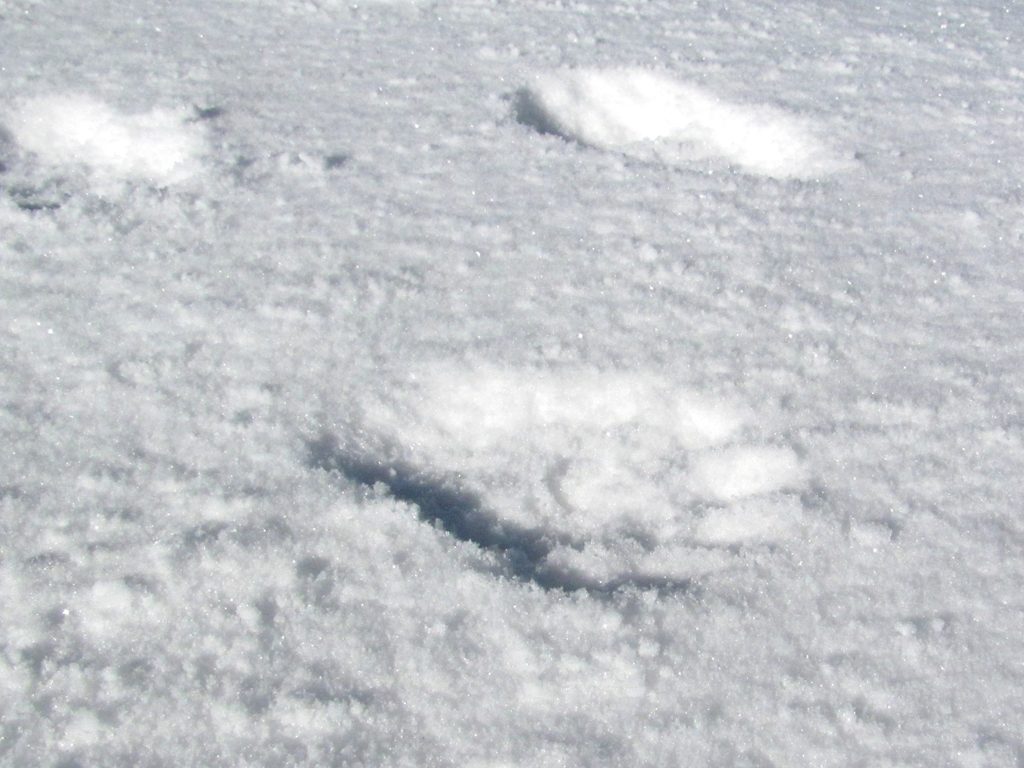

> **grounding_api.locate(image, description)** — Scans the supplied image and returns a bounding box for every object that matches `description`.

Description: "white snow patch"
[674,391,748,449]
[7,94,203,184]
[695,497,805,545]
[557,448,674,532]
[407,367,655,447]
[689,445,807,502]
[518,68,850,178]
[399,366,745,453]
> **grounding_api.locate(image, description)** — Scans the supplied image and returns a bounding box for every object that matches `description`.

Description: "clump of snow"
[6,94,203,185]
[517,68,850,178]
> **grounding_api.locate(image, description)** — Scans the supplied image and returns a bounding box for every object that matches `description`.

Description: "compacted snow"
[1,0,1023,766]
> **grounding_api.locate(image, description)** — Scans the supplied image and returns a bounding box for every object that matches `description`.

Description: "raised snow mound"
[516,68,851,179]
[7,94,203,185]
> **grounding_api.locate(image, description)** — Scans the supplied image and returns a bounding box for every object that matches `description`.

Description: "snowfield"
[1,0,1023,766]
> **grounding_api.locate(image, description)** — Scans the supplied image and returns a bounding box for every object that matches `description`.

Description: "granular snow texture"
[1,1,1023,766]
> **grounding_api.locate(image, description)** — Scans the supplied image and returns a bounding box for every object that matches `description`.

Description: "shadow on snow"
[306,433,693,597]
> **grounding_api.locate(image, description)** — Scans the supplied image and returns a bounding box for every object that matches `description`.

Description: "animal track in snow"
[515,68,851,179]
[332,365,810,592]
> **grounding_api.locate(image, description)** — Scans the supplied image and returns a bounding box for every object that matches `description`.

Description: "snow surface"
[2,0,1024,766]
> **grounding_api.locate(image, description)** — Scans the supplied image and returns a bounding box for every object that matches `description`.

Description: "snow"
[7,94,203,186]
[688,445,806,502]
[354,364,809,585]
[516,68,851,178]
[2,0,1024,766]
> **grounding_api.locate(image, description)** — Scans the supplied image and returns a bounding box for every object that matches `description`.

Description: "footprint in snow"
[6,94,205,186]
[515,67,852,179]
[315,365,811,594]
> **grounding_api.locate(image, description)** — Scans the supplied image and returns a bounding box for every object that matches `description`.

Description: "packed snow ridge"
[517,68,850,178]
[6,94,203,185]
